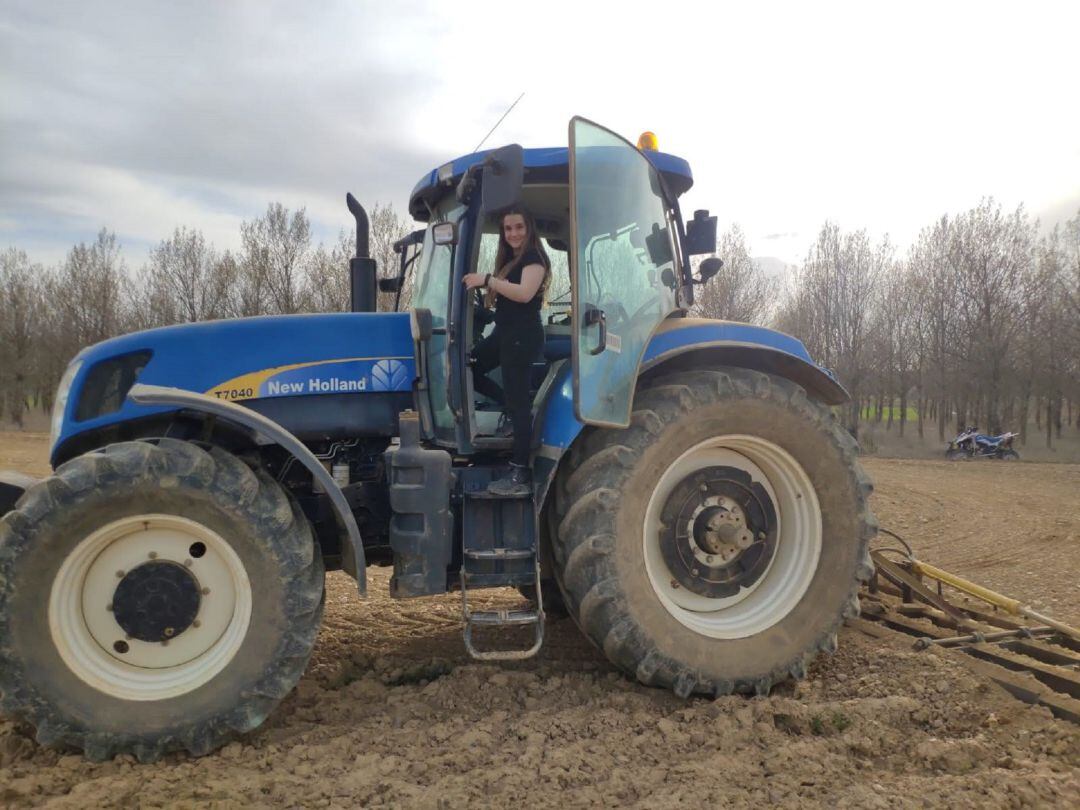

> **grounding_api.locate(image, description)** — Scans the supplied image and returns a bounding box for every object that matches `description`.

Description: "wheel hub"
[113,561,202,642]
[658,465,777,598]
[51,513,253,700]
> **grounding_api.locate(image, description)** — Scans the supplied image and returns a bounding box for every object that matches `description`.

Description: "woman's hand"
[462,273,487,290]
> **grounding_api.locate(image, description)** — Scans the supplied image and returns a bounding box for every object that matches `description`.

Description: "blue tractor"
[0,119,875,760]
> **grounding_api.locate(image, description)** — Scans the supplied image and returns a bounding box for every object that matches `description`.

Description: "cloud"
[0,1,444,263]
[2,0,1079,269]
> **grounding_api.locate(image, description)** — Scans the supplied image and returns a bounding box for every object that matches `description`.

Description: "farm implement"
[858,530,1080,723]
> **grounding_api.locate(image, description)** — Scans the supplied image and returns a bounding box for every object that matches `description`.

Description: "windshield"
[412,199,465,438]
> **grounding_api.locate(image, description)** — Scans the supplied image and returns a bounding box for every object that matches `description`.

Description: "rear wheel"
[551,368,876,697]
[0,439,324,761]
[998,449,1019,461]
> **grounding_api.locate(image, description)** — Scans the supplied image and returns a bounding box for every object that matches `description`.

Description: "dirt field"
[1,433,1079,808]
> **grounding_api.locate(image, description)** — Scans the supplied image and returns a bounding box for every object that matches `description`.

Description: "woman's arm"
[486,264,545,302]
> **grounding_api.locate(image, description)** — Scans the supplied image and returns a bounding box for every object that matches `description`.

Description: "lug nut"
[116,570,125,578]
[164,627,175,638]
[148,551,158,560]
[193,620,201,629]
[184,559,193,568]
[670,579,680,590]
[201,587,210,595]
[106,603,113,612]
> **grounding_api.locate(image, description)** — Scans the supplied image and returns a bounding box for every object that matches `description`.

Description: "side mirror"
[480,143,524,214]
[432,222,457,246]
[694,257,723,285]
[684,209,718,256]
[378,277,403,293]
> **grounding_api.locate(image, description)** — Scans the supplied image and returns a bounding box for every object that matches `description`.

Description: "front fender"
[128,383,367,595]
[534,317,847,506]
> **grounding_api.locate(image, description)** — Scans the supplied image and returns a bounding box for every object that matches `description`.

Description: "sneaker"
[488,465,532,496]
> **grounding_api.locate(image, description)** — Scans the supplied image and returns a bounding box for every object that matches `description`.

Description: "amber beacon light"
[636,131,659,151]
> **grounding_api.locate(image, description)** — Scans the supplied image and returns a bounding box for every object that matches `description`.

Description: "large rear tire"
[550,368,876,697]
[0,439,324,761]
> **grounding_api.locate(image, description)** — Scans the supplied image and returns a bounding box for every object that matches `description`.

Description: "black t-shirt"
[493,248,545,329]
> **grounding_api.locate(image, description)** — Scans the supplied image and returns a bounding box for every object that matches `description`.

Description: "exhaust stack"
[346,193,377,313]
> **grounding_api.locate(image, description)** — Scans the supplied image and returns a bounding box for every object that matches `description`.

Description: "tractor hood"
[52,312,415,464]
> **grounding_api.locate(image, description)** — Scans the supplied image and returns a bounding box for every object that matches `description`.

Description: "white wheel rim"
[49,514,252,701]
[643,435,822,639]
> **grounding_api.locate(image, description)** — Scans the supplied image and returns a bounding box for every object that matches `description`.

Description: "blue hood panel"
[56,313,415,457]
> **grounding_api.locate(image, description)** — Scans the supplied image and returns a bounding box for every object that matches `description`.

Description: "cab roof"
[408,146,694,222]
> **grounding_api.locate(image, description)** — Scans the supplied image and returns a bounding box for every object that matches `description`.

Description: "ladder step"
[467,608,541,626]
[464,488,533,500]
[464,547,535,561]
[461,571,535,587]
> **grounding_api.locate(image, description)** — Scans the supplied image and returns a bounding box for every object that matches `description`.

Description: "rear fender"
[128,383,367,595]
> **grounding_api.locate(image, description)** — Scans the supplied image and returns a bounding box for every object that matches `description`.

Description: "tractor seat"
[543,333,572,361]
[543,324,572,361]
[531,327,572,389]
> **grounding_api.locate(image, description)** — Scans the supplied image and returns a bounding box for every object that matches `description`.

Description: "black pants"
[472,320,544,467]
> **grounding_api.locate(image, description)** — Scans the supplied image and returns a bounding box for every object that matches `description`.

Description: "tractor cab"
[400,117,718,455]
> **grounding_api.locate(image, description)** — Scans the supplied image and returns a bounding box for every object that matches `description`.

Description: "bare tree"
[304,230,352,313]
[136,227,231,327]
[775,222,888,436]
[693,224,777,324]
[950,199,1034,431]
[236,203,311,315]
[0,249,43,425]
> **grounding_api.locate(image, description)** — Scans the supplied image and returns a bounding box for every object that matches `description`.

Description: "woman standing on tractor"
[463,205,551,496]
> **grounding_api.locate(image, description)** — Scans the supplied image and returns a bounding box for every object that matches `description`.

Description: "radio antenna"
[472,92,525,153]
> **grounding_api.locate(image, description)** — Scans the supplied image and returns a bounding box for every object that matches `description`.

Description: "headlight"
[50,360,83,449]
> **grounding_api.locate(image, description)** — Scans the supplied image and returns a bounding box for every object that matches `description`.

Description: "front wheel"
[945,448,967,461]
[550,368,876,697]
[0,439,324,761]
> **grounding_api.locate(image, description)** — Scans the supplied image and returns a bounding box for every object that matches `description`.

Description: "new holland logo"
[371,359,409,392]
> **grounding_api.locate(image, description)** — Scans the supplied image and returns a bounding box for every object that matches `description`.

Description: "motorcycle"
[946,426,1020,461]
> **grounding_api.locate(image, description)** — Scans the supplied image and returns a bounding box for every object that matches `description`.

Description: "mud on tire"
[0,439,324,761]
[550,368,877,697]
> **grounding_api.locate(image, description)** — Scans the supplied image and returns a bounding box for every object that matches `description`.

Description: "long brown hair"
[484,204,551,307]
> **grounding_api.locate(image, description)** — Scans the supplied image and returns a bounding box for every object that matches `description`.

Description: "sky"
[2,0,1078,269]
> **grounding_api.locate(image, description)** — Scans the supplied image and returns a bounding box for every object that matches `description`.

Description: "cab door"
[568,117,680,427]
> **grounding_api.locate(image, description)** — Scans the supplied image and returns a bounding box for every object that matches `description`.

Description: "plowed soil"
[2,434,1079,808]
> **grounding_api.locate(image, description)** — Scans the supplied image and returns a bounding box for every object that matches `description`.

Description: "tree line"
[695,200,1080,448]
[3,198,1078,450]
